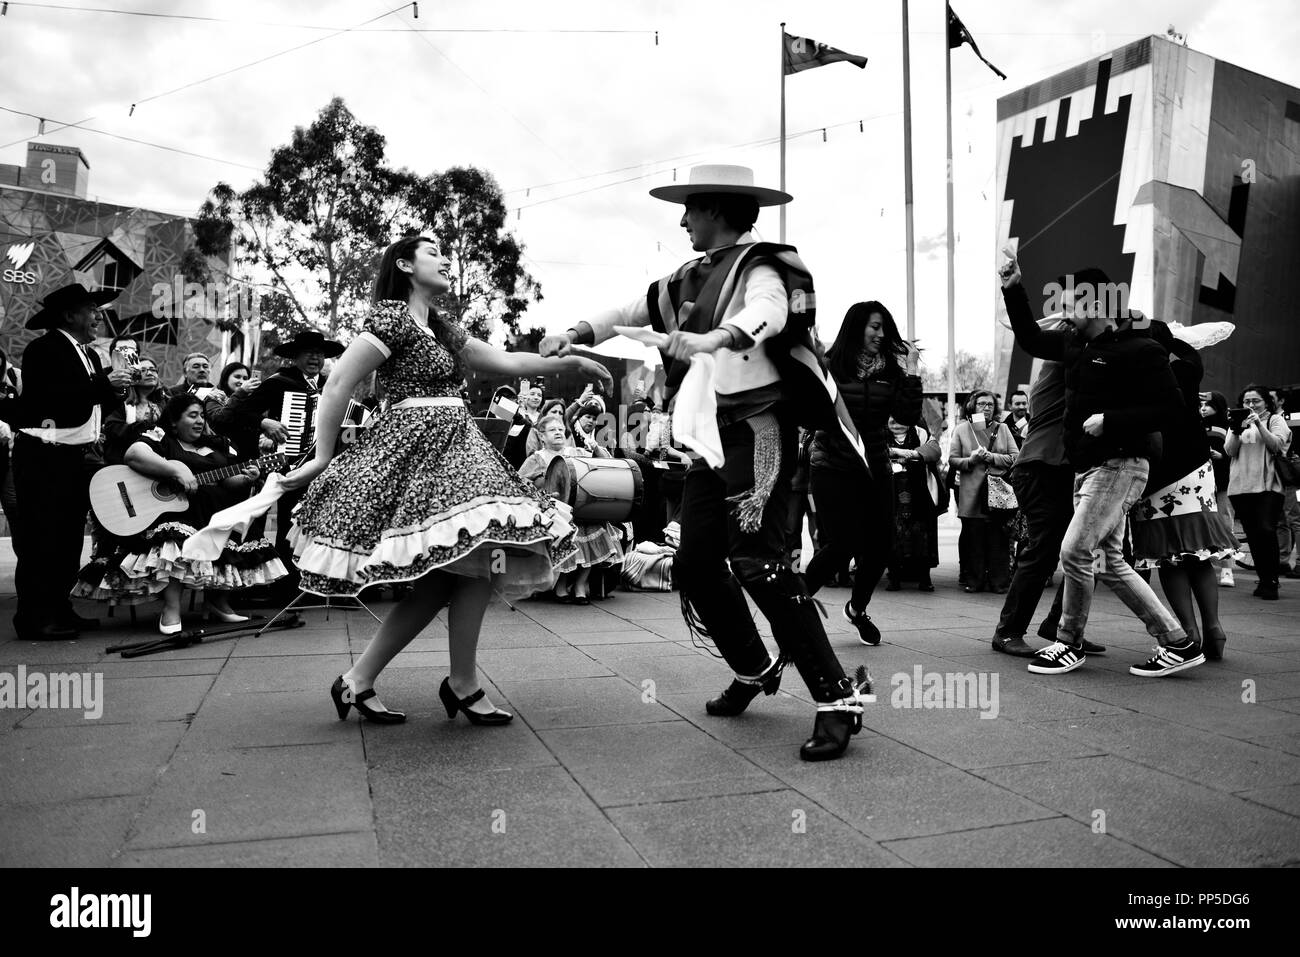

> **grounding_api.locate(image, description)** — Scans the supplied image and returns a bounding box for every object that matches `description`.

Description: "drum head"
[543,455,578,504]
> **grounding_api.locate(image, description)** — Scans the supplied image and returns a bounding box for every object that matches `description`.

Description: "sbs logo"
[3,242,38,285]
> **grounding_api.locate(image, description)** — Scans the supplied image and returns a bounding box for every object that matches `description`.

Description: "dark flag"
[782,32,868,75]
[948,5,1007,80]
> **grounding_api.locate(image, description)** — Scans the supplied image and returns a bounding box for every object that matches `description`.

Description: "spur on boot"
[331,675,406,724]
[439,677,513,726]
[706,658,783,716]
[801,666,873,762]
[844,599,881,645]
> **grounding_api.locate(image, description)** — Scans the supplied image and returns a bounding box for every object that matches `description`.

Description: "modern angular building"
[993,35,1300,398]
[0,142,247,383]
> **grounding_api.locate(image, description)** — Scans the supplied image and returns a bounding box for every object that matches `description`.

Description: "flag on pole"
[947,5,1006,80]
[782,33,868,75]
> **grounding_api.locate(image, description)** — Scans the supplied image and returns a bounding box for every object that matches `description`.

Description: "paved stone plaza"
[2,531,1298,868]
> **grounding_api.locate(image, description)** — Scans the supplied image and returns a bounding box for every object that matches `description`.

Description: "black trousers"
[12,436,91,632]
[673,406,850,704]
[804,456,892,611]
[1231,491,1284,587]
[994,462,1074,638]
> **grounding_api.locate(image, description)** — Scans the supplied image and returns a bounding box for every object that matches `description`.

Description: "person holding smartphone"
[1225,385,1292,600]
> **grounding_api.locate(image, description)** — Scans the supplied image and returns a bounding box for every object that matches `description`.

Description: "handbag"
[973,426,1018,511]
[1274,447,1300,487]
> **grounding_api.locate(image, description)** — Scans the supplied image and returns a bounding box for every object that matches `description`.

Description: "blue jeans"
[1059,457,1186,648]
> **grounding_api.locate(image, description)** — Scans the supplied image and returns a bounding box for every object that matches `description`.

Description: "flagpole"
[901,0,916,342]
[945,8,957,439]
[779,21,787,244]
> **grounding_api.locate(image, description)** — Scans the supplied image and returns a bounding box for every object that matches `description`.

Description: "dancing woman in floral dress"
[283,235,611,726]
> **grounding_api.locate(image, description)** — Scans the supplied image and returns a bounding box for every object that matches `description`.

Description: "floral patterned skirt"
[72,522,287,605]
[289,404,577,597]
[1131,461,1240,569]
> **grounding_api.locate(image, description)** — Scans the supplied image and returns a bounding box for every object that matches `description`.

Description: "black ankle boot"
[706,659,783,716]
[800,666,873,762]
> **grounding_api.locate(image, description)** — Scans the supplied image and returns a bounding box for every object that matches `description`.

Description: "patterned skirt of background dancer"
[72,524,286,606]
[1130,461,1240,570]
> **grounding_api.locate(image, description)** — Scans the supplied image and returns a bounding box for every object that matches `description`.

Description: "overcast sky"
[2,0,1296,363]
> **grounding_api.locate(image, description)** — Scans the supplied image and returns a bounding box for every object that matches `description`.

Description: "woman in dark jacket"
[803,301,922,644]
[207,361,266,461]
[885,416,942,591]
[1129,324,1237,658]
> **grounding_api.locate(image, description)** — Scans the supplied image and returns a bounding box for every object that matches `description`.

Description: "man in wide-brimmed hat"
[10,283,134,640]
[540,165,873,762]
[210,328,343,599]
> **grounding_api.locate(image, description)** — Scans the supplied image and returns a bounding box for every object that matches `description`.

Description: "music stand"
[257,589,381,635]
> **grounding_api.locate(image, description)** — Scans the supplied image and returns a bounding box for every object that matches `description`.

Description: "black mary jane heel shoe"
[331,675,406,724]
[439,677,513,726]
[799,667,874,762]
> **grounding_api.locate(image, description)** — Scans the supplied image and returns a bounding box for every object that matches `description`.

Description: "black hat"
[27,283,119,331]
[273,330,344,359]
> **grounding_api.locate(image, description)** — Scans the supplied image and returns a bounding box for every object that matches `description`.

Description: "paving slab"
[116,831,380,868]
[741,735,1060,841]
[126,739,372,850]
[369,764,644,867]
[1038,712,1300,792]
[606,790,908,868]
[978,755,1300,867]
[495,676,678,730]
[539,721,782,807]
[882,818,1173,867]
[15,674,213,727]
[0,795,147,867]
[0,721,186,805]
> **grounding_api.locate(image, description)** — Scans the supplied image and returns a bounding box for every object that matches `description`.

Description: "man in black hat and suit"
[213,329,343,598]
[11,283,133,640]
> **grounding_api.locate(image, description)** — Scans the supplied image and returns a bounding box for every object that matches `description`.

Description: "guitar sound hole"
[152,481,180,502]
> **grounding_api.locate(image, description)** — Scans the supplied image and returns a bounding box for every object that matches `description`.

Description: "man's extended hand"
[664,329,728,362]
[538,333,574,358]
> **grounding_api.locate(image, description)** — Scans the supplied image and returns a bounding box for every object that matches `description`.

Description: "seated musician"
[214,330,343,598]
[73,394,287,634]
[518,414,624,605]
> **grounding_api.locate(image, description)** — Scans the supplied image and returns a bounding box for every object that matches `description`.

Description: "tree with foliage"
[196,97,419,340]
[920,350,993,392]
[409,166,541,343]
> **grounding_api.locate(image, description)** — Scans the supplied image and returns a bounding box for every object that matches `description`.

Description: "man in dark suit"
[215,330,342,598]
[11,283,132,640]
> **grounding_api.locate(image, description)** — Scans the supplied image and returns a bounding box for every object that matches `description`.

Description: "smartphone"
[1228,408,1249,432]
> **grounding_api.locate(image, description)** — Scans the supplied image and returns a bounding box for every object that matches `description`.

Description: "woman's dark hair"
[825,301,907,381]
[1202,390,1229,430]
[160,393,205,435]
[965,389,1001,420]
[370,234,465,377]
[540,398,566,419]
[217,361,251,395]
[687,192,760,234]
[1238,384,1276,413]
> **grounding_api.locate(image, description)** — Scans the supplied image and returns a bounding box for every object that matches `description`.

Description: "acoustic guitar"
[90,453,288,537]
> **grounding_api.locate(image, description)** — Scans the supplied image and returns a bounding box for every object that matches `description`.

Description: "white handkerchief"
[613,325,669,349]
[181,475,287,561]
[672,354,723,469]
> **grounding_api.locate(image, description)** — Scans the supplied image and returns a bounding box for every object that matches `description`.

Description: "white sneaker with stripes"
[1027,641,1086,675]
[1129,642,1205,677]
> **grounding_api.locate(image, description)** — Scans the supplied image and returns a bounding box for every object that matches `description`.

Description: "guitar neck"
[195,456,278,486]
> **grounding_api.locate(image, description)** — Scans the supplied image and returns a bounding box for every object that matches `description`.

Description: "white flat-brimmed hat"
[649,164,792,207]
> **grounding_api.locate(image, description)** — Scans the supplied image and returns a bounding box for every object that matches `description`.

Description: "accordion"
[277,392,318,459]
[278,391,374,459]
